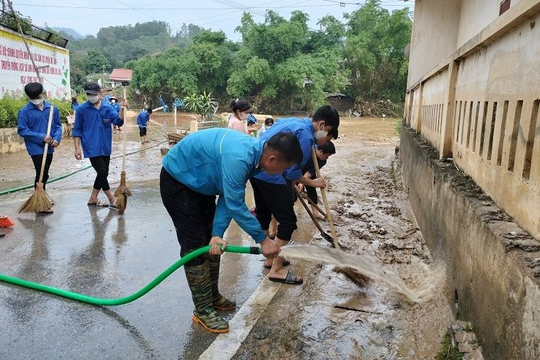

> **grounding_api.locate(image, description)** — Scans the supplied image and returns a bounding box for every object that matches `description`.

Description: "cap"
[84,82,101,95]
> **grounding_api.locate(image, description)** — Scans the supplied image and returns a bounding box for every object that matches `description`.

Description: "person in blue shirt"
[73,81,127,208]
[297,141,336,220]
[136,108,152,144]
[251,105,340,285]
[160,128,302,333]
[109,96,122,133]
[17,82,62,213]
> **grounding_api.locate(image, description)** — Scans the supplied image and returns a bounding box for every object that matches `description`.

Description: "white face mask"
[314,123,328,140]
[30,98,43,106]
[87,95,100,104]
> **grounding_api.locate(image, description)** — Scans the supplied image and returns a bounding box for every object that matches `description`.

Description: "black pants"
[31,153,53,190]
[306,185,318,205]
[250,177,297,241]
[89,156,111,191]
[160,167,216,266]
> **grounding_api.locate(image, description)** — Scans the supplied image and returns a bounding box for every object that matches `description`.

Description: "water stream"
[280,244,440,303]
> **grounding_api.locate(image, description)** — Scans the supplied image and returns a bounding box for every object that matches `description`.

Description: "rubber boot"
[208,255,236,311]
[184,262,229,333]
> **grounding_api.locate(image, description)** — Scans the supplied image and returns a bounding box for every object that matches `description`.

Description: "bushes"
[0,96,73,128]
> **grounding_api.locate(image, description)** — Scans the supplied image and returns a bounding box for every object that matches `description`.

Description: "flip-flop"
[87,200,109,207]
[38,209,54,214]
[264,258,291,269]
[269,271,303,285]
[108,204,119,211]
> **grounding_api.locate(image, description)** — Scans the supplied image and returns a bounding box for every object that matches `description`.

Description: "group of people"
[18,81,127,211]
[17,82,340,335]
[160,98,339,333]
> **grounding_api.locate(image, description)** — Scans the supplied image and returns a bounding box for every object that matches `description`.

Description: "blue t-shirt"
[137,111,150,127]
[17,101,62,156]
[163,128,267,242]
[72,101,123,158]
[254,117,314,185]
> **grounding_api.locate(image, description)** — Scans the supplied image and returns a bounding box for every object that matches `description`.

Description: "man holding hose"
[160,128,303,333]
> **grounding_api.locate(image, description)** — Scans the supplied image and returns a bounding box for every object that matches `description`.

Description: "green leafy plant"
[183,91,218,120]
[435,333,462,360]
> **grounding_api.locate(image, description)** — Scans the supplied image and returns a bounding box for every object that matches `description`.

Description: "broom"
[18,106,54,213]
[113,92,132,215]
[311,147,370,285]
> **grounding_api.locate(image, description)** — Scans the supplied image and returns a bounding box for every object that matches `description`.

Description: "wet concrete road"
[0,117,269,359]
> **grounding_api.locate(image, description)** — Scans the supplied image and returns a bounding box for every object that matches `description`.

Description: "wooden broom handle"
[122,85,127,171]
[38,105,54,184]
[311,146,340,249]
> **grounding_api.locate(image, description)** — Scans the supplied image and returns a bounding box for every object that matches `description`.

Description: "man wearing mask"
[72,82,127,208]
[250,105,340,284]
[17,82,62,213]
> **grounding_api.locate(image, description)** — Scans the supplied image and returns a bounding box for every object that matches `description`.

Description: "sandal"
[88,200,109,207]
[264,258,291,269]
[269,270,303,285]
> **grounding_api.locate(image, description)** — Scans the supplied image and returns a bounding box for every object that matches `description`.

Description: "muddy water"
[280,245,440,303]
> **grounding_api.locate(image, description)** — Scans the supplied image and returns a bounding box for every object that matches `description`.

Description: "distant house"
[109,68,132,88]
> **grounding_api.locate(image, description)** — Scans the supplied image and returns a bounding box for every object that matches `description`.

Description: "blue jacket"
[163,128,267,243]
[111,102,120,113]
[254,117,314,185]
[136,111,150,128]
[17,101,62,156]
[72,101,123,158]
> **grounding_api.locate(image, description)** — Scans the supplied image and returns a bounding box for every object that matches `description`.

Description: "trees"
[84,49,111,74]
[343,0,412,103]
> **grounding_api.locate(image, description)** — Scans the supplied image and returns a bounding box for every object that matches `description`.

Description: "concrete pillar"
[439,60,459,159]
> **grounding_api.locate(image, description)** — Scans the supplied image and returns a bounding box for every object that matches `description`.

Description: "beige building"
[405,0,540,240]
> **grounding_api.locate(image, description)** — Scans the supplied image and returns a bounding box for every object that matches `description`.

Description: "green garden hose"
[0,245,261,306]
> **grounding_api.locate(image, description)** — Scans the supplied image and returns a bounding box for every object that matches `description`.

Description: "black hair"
[230,98,251,113]
[147,108,153,114]
[327,127,338,139]
[71,97,78,104]
[319,141,336,155]
[24,82,43,99]
[266,132,302,166]
[312,105,340,129]
[265,118,274,126]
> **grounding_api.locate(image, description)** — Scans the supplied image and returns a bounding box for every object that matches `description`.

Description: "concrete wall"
[0,125,71,154]
[404,0,540,240]
[400,126,540,360]
[407,0,461,86]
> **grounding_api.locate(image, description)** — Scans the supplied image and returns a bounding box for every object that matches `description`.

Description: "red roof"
[109,69,133,81]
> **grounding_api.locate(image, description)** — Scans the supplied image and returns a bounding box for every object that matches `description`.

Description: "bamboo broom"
[18,106,54,213]
[113,88,131,215]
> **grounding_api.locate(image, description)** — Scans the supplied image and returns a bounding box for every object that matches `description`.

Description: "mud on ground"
[233,118,453,360]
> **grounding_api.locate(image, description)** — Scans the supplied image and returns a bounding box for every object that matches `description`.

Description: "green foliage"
[183,92,217,120]
[435,333,462,360]
[343,0,412,103]
[84,49,111,74]
[0,96,73,128]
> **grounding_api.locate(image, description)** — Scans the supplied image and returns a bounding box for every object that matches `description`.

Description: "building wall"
[405,0,540,240]
[0,26,70,99]
[400,127,540,360]
[407,0,461,86]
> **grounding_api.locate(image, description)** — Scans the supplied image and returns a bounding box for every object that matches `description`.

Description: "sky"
[10,0,414,41]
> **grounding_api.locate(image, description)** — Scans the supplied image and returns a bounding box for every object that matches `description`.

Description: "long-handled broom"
[114,90,131,215]
[18,106,54,213]
[311,147,340,249]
